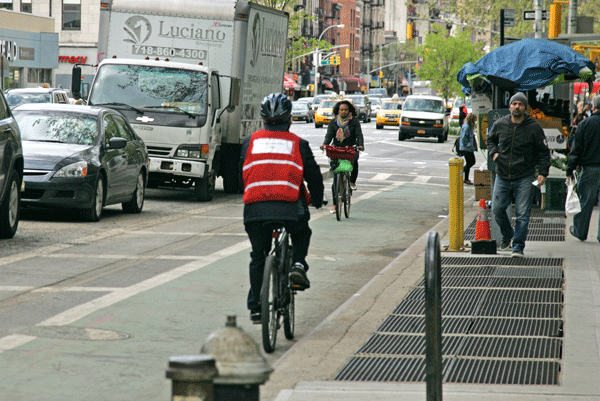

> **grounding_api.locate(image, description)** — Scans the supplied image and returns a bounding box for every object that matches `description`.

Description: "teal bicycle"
[325,145,357,221]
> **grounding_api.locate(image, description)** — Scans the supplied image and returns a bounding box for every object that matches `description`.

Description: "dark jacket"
[567,110,600,176]
[487,113,551,181]
[323,116,364,148]
[460,123,478,153]
[240,125,324,224]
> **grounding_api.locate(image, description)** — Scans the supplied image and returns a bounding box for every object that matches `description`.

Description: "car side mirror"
[108,137,127,149]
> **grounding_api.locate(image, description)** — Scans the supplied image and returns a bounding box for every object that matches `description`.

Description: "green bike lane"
[0,178,452,400]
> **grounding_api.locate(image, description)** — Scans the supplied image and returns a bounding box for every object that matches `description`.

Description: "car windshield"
[347,97,365,106]
[15,111,98,145]
[89,64,208,115]
[454,98,472,108]
[403,98,444,113]
[382,102,401,110]
[292,102,308,111]
[371,98,381,106]
[319,100,338,109]
[6,93,52,107]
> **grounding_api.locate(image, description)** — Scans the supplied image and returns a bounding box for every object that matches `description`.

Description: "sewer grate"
[376,315,473,334]
[416,276,563,289]
[470,317,563,337]
[357,333,562,359]
[335,356,560,384]
[393,299,480,316]
[405,288,563,303]
[441,257,563,266]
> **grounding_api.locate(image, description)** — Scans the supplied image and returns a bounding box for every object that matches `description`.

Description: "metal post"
[534,0,543,38]
[499,10,505,46]
[567,0,578,34]
[425,231,443,401]
[166,355,218,401]
[448,157,464,251]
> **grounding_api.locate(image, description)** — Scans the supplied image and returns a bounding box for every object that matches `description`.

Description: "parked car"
[370,97,382,117]
[450,97,472,123]
[291,101,314,123]
[399,95,449,142]
[344,94,372,123]
[12,104,149,222]
[314,99,338,128]
[296,97,313,107]
[0,89,23,238]
[376,99,403,129]
[5,87,70,109]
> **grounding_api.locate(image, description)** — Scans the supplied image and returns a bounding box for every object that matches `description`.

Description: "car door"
[111,112,143,195]
[0,94,19,196]
[102,113,129,199]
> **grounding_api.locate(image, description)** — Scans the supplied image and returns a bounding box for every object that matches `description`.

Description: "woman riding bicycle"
[320,100,364,213]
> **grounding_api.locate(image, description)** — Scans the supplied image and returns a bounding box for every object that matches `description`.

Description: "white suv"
[398,95,449,143]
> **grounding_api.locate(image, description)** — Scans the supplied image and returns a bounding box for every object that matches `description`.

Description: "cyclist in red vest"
[241,93,324,323]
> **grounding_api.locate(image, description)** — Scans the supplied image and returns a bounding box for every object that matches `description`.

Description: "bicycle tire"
[284,287,295,339]
[336,174,343,221]
[344,173,351,218]
[282,234,295,340]
[261,255,278,353]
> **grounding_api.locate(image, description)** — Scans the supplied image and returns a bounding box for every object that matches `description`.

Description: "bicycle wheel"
[344,173,352,218]
[282,236,295,340]
[284,286,295,340]
[261,255,278,353]
[336,174,343,221]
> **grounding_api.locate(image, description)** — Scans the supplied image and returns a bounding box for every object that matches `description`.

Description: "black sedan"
[13,104,149,222]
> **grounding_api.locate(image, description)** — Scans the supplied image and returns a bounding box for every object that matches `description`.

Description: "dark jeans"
[463,152,476,180]
[330,159,358,205]
[244,216,311,312]
[573,166,600,241]
[491,175,535,253]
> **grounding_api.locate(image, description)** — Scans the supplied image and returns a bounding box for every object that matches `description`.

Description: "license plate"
[388,118,395,122]
[417,130,426,134]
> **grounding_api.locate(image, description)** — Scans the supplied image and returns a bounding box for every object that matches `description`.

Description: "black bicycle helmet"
[260,93,292,124]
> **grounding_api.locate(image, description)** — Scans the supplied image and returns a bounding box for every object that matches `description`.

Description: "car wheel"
[376,124,383,129]
[82,175,104,222]
[315,123,322,128]
[122,171,145,213]
[437,134,445,143]
[0,170,21,239]
[398,131,407,141]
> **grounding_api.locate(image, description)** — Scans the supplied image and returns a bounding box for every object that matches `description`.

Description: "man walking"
[487,92,551,257]
[566,95,600,242]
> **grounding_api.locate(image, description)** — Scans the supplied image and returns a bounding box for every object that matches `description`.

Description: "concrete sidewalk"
[262,198,600,401]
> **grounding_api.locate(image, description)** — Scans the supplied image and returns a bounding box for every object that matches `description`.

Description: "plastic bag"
[565,176,581,215]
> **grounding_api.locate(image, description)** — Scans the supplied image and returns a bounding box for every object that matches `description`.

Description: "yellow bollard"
[448,157,464,251]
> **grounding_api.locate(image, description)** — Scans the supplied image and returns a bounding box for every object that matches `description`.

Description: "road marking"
[412,175,432,183]
[370,173,391,181]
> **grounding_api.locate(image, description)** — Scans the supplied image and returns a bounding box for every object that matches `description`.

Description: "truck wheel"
[194,172,215,201]
[0,170,20,239]
[437,134,445,143]
[376,124,383,130]
[315,123,322,128]
[398,132,406,141]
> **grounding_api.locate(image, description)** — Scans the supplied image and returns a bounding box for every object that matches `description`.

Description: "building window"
[0,0,13,11]
[27,68,52,85]
[21,0,32,13]
[62,0,81,30]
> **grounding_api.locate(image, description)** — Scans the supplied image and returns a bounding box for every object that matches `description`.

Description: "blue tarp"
[457,38,596,95]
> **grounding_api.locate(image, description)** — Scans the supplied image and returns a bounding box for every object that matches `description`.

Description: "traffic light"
[573,45,584,55]
[379,70,383,79]
[345,48,350,58]
[407,23,413,40]
[330,55,335,65]
[336,55,341,65]
[548,3,561,39]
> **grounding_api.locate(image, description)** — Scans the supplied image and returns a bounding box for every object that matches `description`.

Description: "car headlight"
[435,120,442,125]
[402,117,409,123]
[54,161,88,178]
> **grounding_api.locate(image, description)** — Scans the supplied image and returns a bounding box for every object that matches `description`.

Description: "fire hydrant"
[201,315,273,401]
[165,354,218,401]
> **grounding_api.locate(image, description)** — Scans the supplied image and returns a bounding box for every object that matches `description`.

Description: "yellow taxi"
[314,99,340,128]
[376,99,403,129]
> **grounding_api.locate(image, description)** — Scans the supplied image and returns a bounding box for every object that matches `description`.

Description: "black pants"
[463,152,476,180]
[244,216,311,312]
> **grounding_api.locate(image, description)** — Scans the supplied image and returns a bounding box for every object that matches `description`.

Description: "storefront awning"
[284,74,301,90]
[574,81,600,94]
[342,76,366,85]
[321,79,334,89]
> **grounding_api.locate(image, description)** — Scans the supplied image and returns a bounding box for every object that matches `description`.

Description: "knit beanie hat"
[509,92,528,108]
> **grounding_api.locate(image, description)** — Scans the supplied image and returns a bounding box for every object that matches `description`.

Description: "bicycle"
[260,222,296,353]
[324,145,357,221]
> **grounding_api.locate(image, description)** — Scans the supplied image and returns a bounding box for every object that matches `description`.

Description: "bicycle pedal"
[291,283,306,291]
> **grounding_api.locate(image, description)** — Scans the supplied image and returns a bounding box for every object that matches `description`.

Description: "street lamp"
[314,24,344,95]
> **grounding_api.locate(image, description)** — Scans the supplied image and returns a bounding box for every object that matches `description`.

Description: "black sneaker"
[499,240,512,251]
[289,263,310,290]
[250,310,261,324]
[569,226,585,241]
[511,250,524,258]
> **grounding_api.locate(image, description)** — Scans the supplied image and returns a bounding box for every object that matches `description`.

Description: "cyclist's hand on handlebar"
[319,144,325,151]
[358,146,364,151]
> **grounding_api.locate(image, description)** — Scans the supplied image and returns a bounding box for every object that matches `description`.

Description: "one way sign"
[523,10,549,20]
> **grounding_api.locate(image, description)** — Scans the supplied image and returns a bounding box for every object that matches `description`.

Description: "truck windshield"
[403,98,444,113]
[89,64,208,115]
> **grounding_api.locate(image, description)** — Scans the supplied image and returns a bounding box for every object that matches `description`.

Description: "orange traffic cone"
[474,199,491,241]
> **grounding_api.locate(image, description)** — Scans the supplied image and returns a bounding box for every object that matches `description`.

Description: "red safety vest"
[243,130,309,205]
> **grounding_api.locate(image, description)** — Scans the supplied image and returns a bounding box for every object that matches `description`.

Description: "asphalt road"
[0,120,464,400]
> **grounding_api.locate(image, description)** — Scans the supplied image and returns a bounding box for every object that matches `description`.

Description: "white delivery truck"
[411,81,436,96]
[83,0,288,201]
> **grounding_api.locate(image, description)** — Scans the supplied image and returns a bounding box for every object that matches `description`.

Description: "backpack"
[453,137,464,156]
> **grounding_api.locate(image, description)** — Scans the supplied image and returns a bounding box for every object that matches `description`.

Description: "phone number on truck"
[132,45,207,60]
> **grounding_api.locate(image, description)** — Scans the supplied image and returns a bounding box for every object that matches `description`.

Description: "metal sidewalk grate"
[334,255,565,385]
[464,215,565,242]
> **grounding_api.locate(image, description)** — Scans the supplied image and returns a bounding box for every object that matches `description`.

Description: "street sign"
[523,10,549,21]
[320,60,330,65]
[502,9,515,27]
